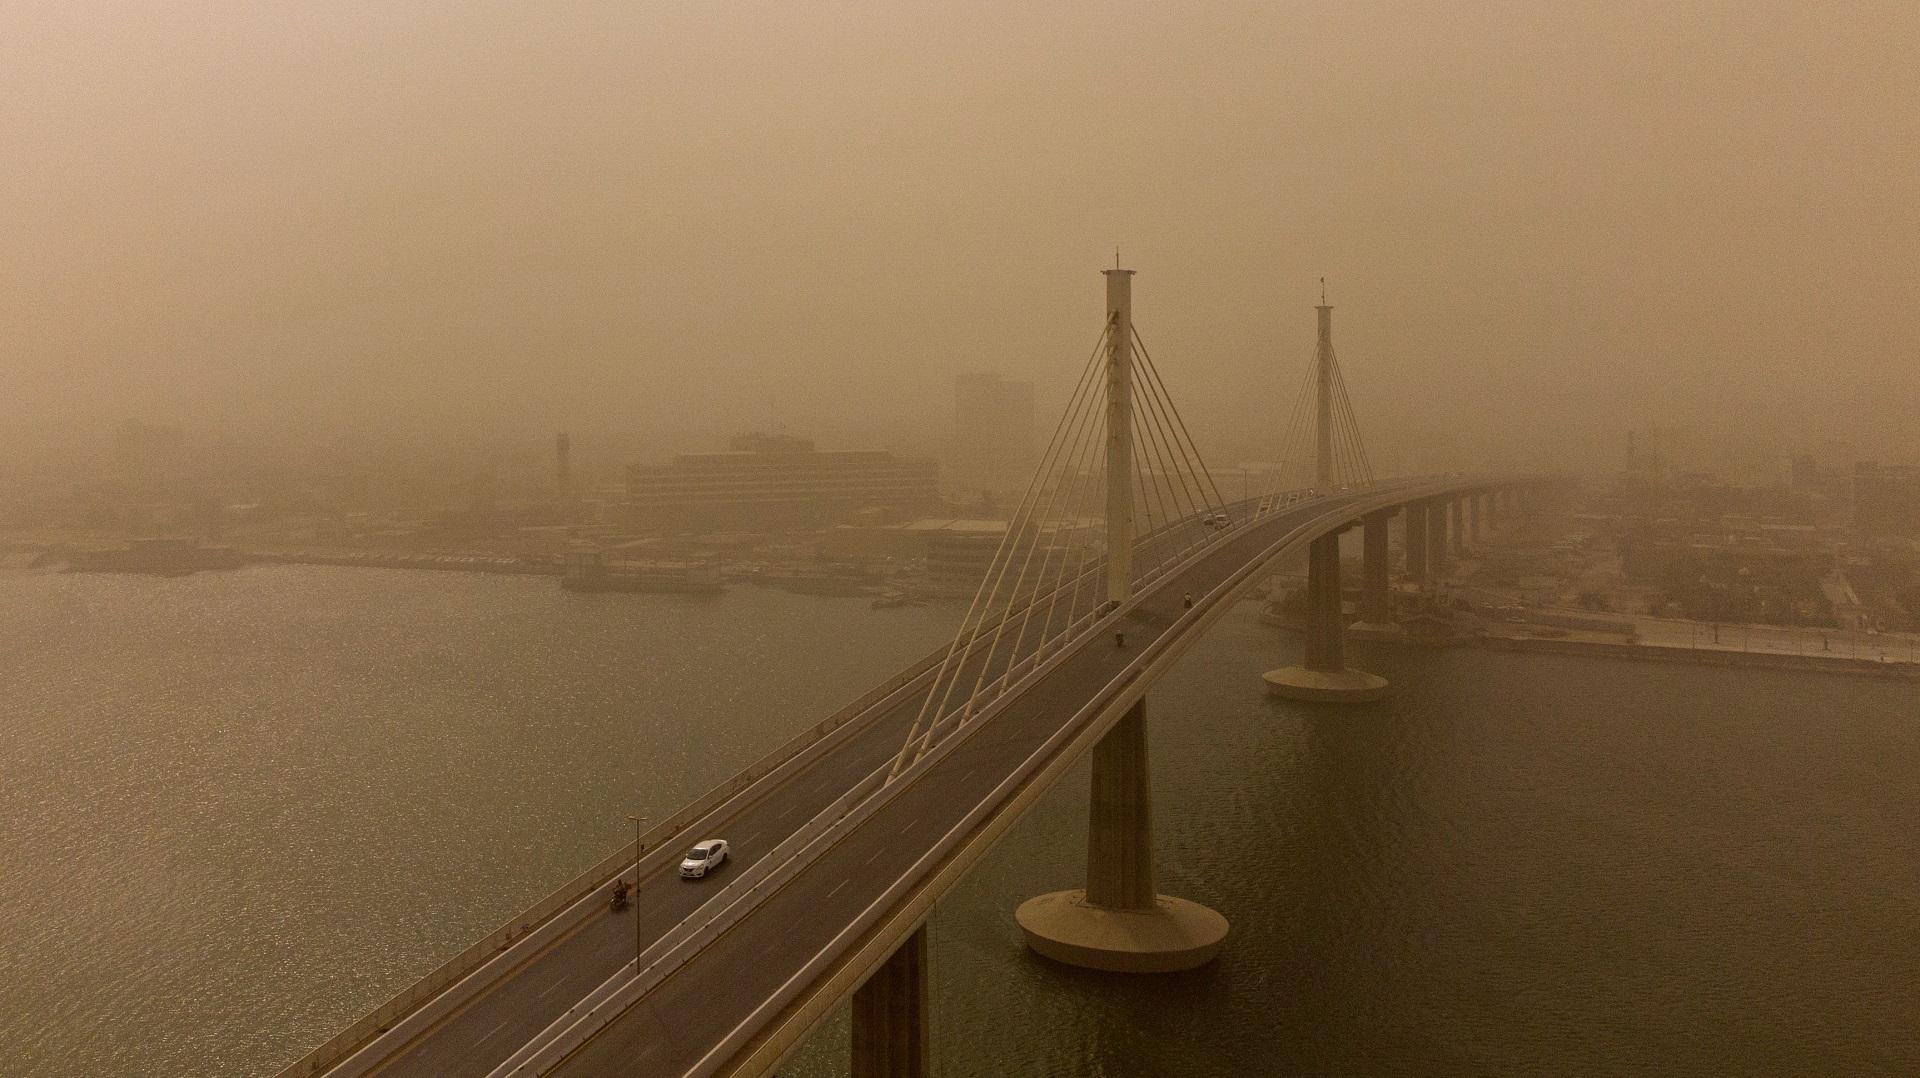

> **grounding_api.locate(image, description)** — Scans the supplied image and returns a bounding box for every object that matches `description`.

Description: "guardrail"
[278,480,1482,1078]
[496,561,1141,1077]
[525,490,1385,1076]
[719,479,1506,1076]
[486,752,902,1076]
[274,639,958,1078]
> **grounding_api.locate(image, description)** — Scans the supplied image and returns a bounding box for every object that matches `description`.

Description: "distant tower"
[556,432,571,502]
[952,373,1037,496]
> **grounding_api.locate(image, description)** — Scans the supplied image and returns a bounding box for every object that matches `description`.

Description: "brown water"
[2,565,1915,1075]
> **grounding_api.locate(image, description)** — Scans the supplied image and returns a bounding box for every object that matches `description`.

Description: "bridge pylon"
[1264,294,1390,700]
[1277,283,1375,492]
[1012,266,1228,973]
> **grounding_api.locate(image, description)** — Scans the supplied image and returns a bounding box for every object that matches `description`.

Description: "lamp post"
[625,814,647,962]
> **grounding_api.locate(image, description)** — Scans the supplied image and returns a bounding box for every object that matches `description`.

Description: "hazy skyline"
[3,1,1915,474]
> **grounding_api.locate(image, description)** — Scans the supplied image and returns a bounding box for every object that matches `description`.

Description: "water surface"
[2,566,1914,1075]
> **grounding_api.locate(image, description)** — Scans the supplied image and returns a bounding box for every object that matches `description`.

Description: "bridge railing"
[273,636,963,1078]
[280,486,1353,1078]
[433,502,1314,1076]
[908,489,1321,763]
[723,479,1490,1076]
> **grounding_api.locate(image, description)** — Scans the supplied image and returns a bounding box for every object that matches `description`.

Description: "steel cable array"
[1274,308,1375,493]
[888,319,1226,777]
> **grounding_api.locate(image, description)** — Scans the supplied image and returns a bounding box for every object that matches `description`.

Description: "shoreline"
[1450,632,1920,678]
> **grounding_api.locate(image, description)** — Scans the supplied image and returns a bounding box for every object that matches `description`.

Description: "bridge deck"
[327,477,1501,1078]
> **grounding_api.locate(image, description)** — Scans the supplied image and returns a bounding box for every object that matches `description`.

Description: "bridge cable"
[887,320,1110,778]
[1133,325,1228,511]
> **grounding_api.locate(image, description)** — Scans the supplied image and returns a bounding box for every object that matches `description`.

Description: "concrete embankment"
[1294,604,1920,679]
[246,551,561,576]
[1458,633,1920,678]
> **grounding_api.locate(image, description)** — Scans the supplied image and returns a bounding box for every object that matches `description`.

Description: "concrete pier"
[1017,700,1229,971]
[1264,530,1389,701]
[1427,499,1450,580]
[1017,266,1226,974]
[1352,509,1400,636]
[1405,501,1429,586]
[852,926,928,1078]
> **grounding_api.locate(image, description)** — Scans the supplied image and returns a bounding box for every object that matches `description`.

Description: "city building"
[950,373,1036,496]
[1854,462,1920,538]
[925,521,1008,594]
[623,434,939,531]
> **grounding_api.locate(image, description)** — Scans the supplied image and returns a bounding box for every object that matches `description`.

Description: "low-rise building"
[625,434,939,532]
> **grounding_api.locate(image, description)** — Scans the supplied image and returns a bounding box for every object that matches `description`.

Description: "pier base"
[1263,531,1388,702]
[1019,700,1227,972]
[1262,665,1389,702]
[1016,891,1228,973]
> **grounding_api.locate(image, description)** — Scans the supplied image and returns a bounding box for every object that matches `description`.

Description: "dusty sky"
[2,1,1915,475]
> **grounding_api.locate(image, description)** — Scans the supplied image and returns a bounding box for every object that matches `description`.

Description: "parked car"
[679,838,730,879]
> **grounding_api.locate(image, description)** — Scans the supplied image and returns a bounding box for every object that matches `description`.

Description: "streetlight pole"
[625,814,648,962]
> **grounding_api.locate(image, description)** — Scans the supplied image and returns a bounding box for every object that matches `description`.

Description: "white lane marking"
[742,830,762,846]
[475,1020,509,1047]
[902,817,919,834]
[960,768,977,784]
[778,805,794,820]
[866,849,885,865]
[827,879,848,898]
[538,973,570,999]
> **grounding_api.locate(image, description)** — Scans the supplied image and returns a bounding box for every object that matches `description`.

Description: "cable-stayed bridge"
[280,269,1552,1078]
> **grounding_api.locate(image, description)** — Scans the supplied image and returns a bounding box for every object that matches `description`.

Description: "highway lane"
[358,518,1220,1077]
[347,480,1481,1078]
[550,484,1444,1077]
[367,666,949,1078]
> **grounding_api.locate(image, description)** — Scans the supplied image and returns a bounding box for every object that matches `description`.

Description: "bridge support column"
[1427,499,1450,580]
[1016,699,1229,972]
[1405,501,1429,587]
[1263,530,1388,701]
[1351,509,1400,636]
[852,925,928,1078]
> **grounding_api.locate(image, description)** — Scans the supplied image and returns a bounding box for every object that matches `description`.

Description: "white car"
[679,838,730,879]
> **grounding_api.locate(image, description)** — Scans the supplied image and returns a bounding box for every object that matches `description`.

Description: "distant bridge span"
[285,473,1544,1078]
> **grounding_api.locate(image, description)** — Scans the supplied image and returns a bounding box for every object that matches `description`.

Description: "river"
[1,565,1914,1075]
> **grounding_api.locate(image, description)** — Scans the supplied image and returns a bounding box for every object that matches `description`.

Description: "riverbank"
[248,550,561,575]
[1272,604,1920,678]
[1461,631,1920,678]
